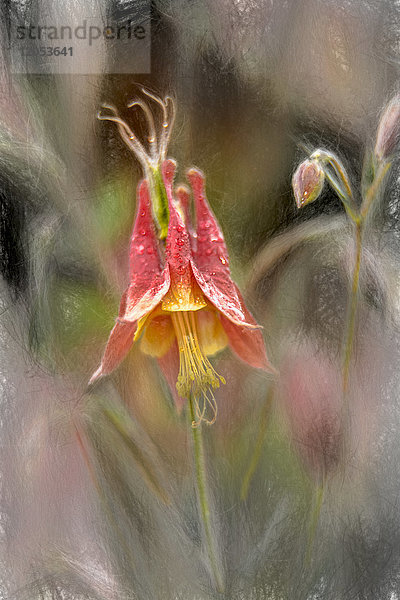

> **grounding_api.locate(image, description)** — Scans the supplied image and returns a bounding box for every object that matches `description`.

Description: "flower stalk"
[188,396,224,592]
[304,482,325,566]
[293,146,391,398]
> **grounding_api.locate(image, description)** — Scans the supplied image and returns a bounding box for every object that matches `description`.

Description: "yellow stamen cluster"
[171,311,225,426]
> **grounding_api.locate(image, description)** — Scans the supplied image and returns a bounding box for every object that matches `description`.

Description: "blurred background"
[2,0,400,598]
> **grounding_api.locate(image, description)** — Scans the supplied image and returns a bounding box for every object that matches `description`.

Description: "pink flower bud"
[374,94,400,161]
[292,159,325,209]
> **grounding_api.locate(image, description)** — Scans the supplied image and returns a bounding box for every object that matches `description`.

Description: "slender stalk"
[342,221,363,395]
[341,160,390,395]
[188,397,224,593]
[304,482,325,566]
[240,386,274,500]
[74,419,137,568]
[102,404,170,505]
[311,149,358,219]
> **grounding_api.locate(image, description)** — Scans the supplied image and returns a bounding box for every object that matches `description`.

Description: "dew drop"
[137,244,145,255]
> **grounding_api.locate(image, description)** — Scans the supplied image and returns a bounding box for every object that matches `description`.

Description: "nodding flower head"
[98,89,176,238]
[292,158,325,209]
[89,159,275,426]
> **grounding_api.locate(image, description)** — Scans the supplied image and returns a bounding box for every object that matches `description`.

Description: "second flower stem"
[189,397,224,593]
[342,221,363,395]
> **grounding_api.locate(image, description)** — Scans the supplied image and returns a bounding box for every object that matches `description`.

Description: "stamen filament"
[171,310,225,426]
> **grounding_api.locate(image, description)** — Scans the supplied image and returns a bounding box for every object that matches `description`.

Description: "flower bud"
[374,94,400,161]
[292,159,325,209]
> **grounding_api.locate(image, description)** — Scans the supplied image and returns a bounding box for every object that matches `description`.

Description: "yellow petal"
[162,282,206,312]
[140,314,175,357]
[196,310,228,356]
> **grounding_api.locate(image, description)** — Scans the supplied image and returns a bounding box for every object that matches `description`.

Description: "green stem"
[74,420,137,568]
[311,149,358,220]
[102,404,170,505]
[189,397,224,593]
[360,161,391,218]
[240,386,274,500]
[304,482,325,566]
[338,160,390,397]
[342,221,363,395]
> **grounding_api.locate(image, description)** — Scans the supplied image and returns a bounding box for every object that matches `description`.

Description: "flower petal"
[123,179,170,322]
[140,313,175,358]
[175,184,194,238]
[162,160,206,312]
[157,341,186,412]
[89,289,138,384]
[163,160,192,271]
[187,168,256,327]
[220,312,276,372]
[196,309,228,357]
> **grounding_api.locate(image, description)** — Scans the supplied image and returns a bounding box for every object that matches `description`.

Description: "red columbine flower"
[91,93,274,425]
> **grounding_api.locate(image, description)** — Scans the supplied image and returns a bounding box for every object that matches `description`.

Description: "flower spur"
[91,92,274,425]
[97,89,175,239]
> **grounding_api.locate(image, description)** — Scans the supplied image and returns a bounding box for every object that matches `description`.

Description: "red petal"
[89,320,137,384]
[129,179,162,278]
[162,160,194,295]
[175,184,193,233]
[89,292,137,384]
[187,168,257,327]
[123,179,170,322]
[157,341,186,412]
[220,313,276,373]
